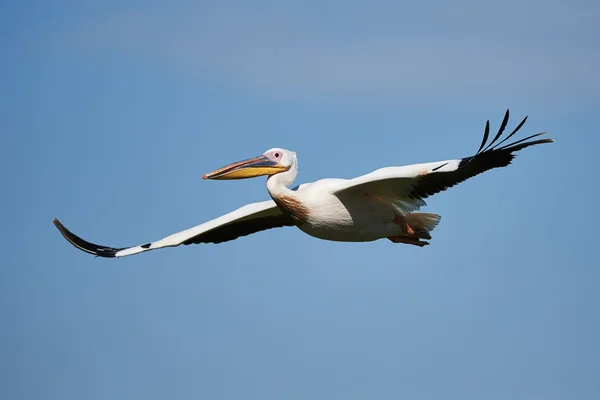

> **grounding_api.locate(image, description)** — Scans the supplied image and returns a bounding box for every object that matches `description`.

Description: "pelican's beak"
[202,155,290,180]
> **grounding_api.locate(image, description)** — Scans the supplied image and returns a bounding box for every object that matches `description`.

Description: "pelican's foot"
[387,235,429,247]
[393,215,415,235]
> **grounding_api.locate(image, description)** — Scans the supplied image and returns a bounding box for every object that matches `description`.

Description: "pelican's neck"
[266,159,298,198]
[266,160,310,223]
[267,169,295,197]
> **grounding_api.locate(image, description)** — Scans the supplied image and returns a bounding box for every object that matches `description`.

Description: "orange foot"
[387,235,429,247]
[393,215,415,235]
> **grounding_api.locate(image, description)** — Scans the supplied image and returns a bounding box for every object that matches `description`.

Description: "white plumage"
[53,109,553,258]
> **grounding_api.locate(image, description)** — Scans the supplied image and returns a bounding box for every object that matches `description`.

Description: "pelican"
[53,110,553,258]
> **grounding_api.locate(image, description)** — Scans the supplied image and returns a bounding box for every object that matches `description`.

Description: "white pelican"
[53,110,553,258]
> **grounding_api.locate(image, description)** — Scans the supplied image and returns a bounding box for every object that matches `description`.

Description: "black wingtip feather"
[462,112,550,167]
[482,109,510,153]
[405,110,553,201]
[501,138,554,153]
[476,119,491,155]
[458,110,554,173]
[497,132,549,151]
[53,218,124,258]
[491,115,529,150]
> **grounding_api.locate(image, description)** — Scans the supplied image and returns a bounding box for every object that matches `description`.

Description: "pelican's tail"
[405,212,441,239]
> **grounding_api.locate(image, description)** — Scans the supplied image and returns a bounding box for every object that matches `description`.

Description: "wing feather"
[482,108,510,153]
[53,200,294,258]
[332,110,553,208]
[476,119,491,155]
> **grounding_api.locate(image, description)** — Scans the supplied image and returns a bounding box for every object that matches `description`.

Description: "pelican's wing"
[333,110,553,211]
[53,200,293,258]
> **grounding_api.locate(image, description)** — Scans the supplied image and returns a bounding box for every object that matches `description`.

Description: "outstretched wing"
[53,200,294,258]
[333,109,553,211]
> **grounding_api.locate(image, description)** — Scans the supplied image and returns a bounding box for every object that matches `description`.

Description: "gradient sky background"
[3,1,599,399]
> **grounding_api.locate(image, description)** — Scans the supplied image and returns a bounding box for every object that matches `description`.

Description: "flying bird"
[53,110,553,258]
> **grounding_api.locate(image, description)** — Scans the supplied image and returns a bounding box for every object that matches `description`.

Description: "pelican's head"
[203,148,296,180]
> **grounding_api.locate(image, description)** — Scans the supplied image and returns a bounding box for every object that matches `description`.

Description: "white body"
[266,159,457,243]
[293,180,400,242]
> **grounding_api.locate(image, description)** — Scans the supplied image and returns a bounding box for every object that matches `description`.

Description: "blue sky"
[2,1,599,399]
